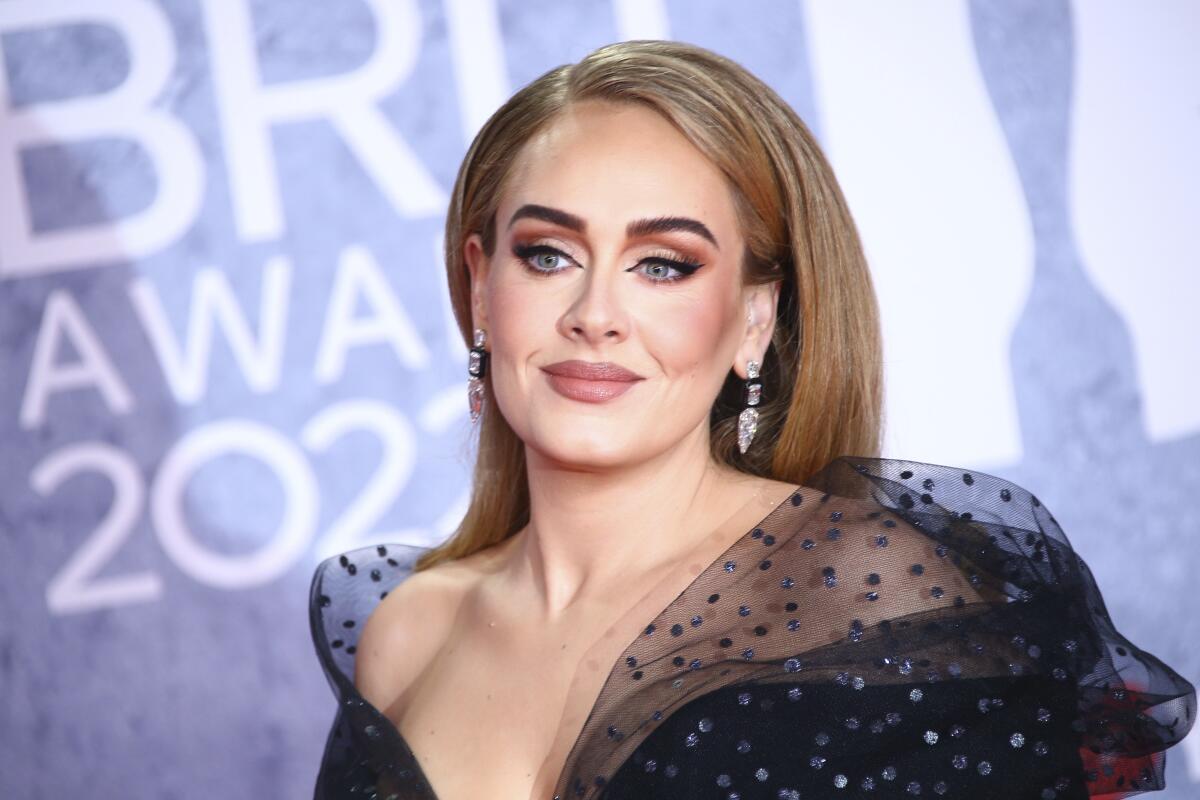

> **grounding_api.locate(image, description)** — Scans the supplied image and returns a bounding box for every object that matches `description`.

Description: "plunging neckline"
[350,482,811,800]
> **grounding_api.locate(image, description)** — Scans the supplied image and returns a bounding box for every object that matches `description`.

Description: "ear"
[734,279,781,379]
[463,233,491,339]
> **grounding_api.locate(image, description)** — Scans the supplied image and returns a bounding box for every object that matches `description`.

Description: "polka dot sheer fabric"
[309,456,1195,799]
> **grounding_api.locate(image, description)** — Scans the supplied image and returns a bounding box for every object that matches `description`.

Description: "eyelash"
[511,243,703,284]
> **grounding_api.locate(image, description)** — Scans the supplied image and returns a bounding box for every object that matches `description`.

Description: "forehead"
[499,100,740,244]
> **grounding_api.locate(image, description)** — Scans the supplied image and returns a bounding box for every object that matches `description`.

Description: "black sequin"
[309,456,1195,800]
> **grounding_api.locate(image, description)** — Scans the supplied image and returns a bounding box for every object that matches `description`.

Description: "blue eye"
[636,259,702,283]
[531,250,565,270]
[513,244,572,275]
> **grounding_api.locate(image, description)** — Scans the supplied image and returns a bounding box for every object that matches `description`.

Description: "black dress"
[309,456,1196,799]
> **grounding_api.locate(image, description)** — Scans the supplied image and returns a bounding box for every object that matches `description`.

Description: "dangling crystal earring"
[737,359,762,454]
[468,328,488,423]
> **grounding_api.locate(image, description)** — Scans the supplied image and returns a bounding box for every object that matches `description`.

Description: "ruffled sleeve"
[308,543,436,799]
[820,456,1196,796]
[570,457,1195,799]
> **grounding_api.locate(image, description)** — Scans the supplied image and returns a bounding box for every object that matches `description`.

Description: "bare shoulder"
[759,476,806,497]
[353,542,508,716]
[735,474,806,510]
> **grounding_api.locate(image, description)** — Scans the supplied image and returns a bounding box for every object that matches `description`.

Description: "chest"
[389,607,635,800]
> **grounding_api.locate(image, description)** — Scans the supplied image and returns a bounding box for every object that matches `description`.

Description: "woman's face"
[464,99,778,469]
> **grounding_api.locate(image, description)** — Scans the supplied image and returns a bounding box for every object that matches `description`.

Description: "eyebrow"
[506,203,719,249]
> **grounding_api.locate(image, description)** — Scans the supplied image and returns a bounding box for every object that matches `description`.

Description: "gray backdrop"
[0,1,1196,797]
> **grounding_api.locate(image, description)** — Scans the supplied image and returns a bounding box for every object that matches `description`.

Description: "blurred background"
[0,0,1196,797]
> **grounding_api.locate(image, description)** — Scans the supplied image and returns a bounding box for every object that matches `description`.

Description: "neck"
[502,426,761,618]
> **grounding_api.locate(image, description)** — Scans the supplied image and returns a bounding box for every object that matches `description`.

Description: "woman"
[309,40,1195,799]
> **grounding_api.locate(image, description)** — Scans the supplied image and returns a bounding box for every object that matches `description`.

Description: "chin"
[526,423,643,468]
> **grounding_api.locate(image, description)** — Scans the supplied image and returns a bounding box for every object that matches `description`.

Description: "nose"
[558,261,629,345]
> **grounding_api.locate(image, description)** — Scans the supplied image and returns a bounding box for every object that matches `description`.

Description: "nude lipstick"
[541,360,645,403]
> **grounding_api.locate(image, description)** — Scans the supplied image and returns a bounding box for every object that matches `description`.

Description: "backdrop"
[0,1,1196,797]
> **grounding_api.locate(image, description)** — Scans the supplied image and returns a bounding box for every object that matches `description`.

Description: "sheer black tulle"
[309,456,1195,799]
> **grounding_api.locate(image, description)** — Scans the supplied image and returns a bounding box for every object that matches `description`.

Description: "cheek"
[485,276,553,389]
[484,292,531,436]
[488,280,529,344]
[650,293,736,377]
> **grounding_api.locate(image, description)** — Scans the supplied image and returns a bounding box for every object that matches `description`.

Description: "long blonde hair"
[417,40,883,571]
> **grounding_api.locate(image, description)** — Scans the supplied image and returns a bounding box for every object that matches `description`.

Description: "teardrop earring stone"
[468,378,484,422]
[737,407,759,454]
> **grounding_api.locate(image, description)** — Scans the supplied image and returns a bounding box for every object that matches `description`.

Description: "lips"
[541,360,644,403]
[541,360,644,381]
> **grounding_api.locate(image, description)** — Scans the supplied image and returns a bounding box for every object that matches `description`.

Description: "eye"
[631,250,704,284]
[513,243,575,275]
[531,250,566,271]
[633,257,703,284]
